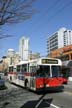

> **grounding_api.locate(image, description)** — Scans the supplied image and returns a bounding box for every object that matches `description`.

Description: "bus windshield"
[51,66,61,77]
[36,65,50,77]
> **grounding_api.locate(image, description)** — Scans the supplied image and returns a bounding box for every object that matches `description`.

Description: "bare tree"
[0,0,36,25]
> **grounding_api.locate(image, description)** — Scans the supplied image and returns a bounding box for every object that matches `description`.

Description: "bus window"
[17,65,21,72]
[13,67,16,72]
[36,66,50,77]
[30,66,37,73]
[22,64,27,72]
[9,66,13,72]
[51,66,61,77]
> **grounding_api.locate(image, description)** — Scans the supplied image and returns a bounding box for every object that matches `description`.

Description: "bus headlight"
[46,84,49,87]
[40,85,43,87]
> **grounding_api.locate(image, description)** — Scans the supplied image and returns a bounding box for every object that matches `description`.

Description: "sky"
[0,0,72,58]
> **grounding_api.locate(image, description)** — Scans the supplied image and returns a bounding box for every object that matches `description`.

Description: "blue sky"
[0,0,72,58]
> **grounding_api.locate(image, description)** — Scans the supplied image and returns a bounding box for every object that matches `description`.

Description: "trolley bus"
[62,60,72,83]
[8,57,64,91]
[61,66,69,84]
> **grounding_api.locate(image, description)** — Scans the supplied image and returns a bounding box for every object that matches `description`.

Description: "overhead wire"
[41,0,72,57]
[29,0,72,56]
[29,0,62,56]
[44,0,72,24]
[29,0,62,32]
[30,0,72,34]
[29,0,62,54]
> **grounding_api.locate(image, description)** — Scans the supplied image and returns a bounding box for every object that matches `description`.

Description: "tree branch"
[0,0,37,25]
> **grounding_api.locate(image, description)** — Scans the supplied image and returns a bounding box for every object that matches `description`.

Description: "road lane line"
[45,101,61,108]
[35,97,43,108]
[50,103,61,108]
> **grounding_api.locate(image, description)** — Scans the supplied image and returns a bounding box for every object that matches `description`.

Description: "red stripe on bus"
[8,72,17,75]
[8,72,36,76]
[36,77,63,88]
[24,72,36,76]
[36,78,44,89]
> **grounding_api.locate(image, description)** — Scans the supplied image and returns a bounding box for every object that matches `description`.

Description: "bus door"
[36,65,51,89]
[29,66,37,90]
[50,65,63,86]
[8,66,13,81]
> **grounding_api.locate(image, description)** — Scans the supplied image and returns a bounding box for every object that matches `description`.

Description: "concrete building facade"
[19,37,29,61]
[7,49,15,57]
[47,27,72,55]
[49,45,72,61]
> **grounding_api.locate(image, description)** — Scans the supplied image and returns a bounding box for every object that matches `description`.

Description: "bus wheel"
[25,79,29,89]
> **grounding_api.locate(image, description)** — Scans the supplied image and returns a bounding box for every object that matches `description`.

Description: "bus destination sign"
[42,59,58,64]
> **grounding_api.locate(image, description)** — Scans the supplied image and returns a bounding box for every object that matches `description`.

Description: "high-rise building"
[47,27,72,55]
[19,37,29,60]
[7,49,20,65]
[7,49,15,57]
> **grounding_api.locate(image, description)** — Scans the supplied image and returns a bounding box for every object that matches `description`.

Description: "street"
[0,1,72,108]
[0,81,72,108]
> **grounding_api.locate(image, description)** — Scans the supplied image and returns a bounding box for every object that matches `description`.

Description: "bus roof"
[16,57,62,65]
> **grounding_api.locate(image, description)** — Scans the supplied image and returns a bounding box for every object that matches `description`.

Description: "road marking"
[35,97,43,108]
[35,97,61,108]
[45,101,61,108]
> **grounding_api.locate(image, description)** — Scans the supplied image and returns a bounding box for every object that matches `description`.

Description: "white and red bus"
[8,57,64,91]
